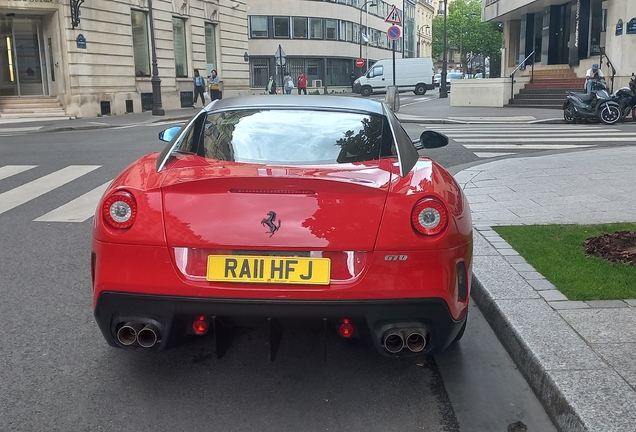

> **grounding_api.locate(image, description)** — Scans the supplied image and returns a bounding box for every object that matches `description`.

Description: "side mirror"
[158,126,181,142]
[414,130,448,150]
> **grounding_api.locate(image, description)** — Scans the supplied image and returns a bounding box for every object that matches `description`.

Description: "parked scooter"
[611,73,636,122]
[563,81,622,125]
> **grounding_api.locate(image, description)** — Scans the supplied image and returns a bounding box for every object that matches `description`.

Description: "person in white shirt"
[585,64,605,93]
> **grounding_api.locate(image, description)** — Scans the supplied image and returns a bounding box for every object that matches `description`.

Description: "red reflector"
[338,321,354,338]
[192,317,209,335]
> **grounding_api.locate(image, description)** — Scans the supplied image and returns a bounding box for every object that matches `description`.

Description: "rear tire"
[360,86,372,97]
[599,104,621,124]
[414,84,426,95]
[563,105,576,124]
[632,106,636,122]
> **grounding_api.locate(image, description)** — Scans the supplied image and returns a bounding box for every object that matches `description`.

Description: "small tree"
[432,0,503,77]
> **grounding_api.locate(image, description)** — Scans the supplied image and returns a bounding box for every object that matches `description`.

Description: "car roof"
[205,95,385,116]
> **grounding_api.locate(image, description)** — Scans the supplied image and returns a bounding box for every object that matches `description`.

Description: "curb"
[397,117,565,125]
[470,274,586,432]
[36,115,192,134]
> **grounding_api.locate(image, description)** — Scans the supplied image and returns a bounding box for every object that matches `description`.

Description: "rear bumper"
[95,292,466,356]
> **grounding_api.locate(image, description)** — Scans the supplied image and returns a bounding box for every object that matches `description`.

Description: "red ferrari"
[91,96,472,358]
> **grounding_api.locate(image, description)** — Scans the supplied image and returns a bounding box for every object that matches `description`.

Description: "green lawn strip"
[492,223,636,301]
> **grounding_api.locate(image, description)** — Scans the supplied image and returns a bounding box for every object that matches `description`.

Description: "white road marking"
[0,165,100,216]
[0,126,42,133]
[0,165,37,181]
[473,152,517,158]
[35,181,111,223]
[456,137,635,143]
[463,144,596,149]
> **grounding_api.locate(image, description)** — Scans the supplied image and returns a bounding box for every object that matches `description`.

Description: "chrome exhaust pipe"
[383,331,405,354]
[137,325,160,348]
[117,323,143,346]
[405,332,427,353]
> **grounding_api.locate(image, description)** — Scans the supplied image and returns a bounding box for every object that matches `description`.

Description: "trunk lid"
[161,157,394,250]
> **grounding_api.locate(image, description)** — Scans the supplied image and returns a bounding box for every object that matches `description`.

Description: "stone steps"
[0,97,67,118]
[508,77,586,109]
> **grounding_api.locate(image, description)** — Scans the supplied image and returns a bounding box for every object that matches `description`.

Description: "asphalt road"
[0,124,558,431]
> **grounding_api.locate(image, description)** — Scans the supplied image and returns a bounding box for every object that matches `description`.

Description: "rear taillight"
[102,191,137,229]
[411,197,448,236]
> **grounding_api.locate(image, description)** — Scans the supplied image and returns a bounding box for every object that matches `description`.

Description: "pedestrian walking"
[283,72,294,94]
[349,71,357,92]
[297,73,308,95]
[266,76,277,94]
[208,69,221,101]
[192,69,206,108]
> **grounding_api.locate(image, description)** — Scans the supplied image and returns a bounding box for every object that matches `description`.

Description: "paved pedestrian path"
[455,147,636,431]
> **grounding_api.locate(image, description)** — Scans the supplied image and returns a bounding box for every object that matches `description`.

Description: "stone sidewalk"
[455,147,636,431]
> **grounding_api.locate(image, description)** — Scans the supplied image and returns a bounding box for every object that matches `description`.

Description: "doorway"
[0,16,49,96]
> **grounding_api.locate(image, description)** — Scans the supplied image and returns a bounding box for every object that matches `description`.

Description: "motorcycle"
[611,73,636,122]
[563,81,622,125]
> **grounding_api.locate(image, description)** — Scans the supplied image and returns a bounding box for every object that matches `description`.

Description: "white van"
[353,57,435,97]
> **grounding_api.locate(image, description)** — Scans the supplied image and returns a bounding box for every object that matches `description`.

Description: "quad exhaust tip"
[382,328,428,354]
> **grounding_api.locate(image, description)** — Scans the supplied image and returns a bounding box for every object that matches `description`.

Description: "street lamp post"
[147,0,164,116]
[417,25,430,57]
[440,0,448,98]
[359,1,376,76]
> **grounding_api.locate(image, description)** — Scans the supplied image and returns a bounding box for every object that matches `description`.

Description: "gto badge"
[385,255,408,261]
[261,211,281,237]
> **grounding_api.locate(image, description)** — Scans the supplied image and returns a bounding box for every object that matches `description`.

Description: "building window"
[326,58,352,86]
[346,22,353,42]
[172,17,188,77]
[293,17,308,38]
[250,16,268,38]
[273,16,290,38]
[131,10,150,77]
[326,19,337,40]
[339,21,346,41]
[250,58,269,88]
[310,18,323,39]
[205,23,217,72]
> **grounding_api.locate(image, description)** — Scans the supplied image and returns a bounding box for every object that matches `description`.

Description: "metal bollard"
[385,86,400,112]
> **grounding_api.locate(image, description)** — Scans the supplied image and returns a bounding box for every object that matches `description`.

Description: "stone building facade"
[484,0,636,87]
[0,0,250,117]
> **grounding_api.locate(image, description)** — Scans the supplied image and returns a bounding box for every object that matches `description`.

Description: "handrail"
[509,50,535,105]
[600,50,617,94]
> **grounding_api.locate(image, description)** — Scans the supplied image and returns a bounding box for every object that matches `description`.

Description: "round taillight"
[102,191,137,229]
[411,197,448,236]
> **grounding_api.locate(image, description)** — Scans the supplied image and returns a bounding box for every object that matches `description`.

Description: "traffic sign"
[387,25,401,41]
[385,5,402,25]
[275,45,286,66]
[355,58,365,68]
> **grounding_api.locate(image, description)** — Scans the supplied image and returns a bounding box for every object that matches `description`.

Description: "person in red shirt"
[297,73,308,95]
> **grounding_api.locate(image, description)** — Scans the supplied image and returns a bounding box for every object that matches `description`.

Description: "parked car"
[434,73,441,87]
[445,72,464,92]
[353,57,436,96]
[91,96,473,360]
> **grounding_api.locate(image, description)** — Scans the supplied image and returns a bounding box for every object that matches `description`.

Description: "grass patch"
[493,223,636,301]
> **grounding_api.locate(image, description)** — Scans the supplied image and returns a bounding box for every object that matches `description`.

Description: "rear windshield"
[195,109,387,165]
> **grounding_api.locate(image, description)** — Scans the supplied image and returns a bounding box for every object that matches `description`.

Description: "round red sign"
[355,58,365,68]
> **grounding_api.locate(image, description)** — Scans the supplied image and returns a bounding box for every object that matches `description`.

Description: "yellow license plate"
[206,255,331,285]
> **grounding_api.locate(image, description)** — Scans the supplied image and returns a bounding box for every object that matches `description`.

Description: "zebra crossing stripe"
[0,165,37,181]
[34,180,111,223]
[0,165,100,216]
